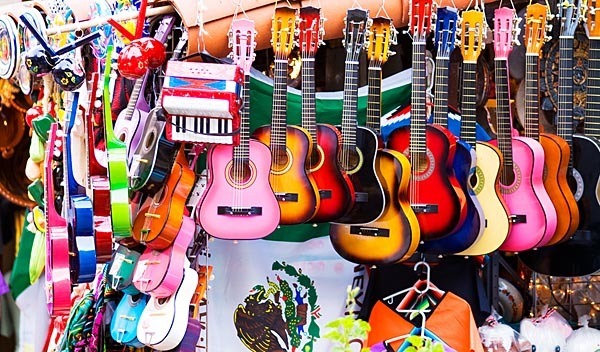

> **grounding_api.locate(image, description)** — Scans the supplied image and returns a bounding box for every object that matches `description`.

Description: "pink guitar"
[132,216,195,298]
[198,18,280,239]
[491,8,557,251]
[45,123,71,316]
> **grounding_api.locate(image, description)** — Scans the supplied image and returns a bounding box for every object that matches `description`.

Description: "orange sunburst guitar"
[522,3,579,244]
[252,6,320,225]
[330,16,420,265]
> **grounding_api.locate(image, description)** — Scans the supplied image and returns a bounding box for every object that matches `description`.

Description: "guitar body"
[491,137,557,251]
[90,175,113,262]
[106,145,131,240]
[252,124,319,224]
[68,195,96,283]
[330,149,419,264]
[114,103,149,164]
[173,318,202,352]
[520,134,600,276]
[133,216,194,297]
[335,126,385,224]
[420,141,483,253]
[110,293,148,347]
[387,124,464,240]
[458,142,510,255]
[540,133,580,244]
[137,266,199,350]
[199,139,280,239]
[108,244,144,293]
[308,124,355,222]
[46,219,71,316]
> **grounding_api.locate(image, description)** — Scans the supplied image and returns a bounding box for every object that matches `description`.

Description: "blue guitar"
[110,293,148,347]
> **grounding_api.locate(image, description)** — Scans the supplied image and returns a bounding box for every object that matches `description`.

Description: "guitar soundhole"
[118,132,126,142]
[271,146,292,175]
[229,161,252,183]
[500,164,521,194]
[307,145,325,172]
[144,131,156,149]
[343,147,363,175]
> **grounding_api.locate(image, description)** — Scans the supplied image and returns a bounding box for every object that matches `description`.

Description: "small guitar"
[252,6,320,225]
[296,6,355,222]
[44,123,71,317]
[333,8,386,225]
[110,293,148,347]
[63,91,96,283]
[108,243,145,293]
[102,45,132,241]
[455,10,511,255]
[132,215,195,297]
[330,16,420,265]
[386,0,467,241]
[132,146,195,250]
[421,6,484,254]
[199,17,281,239]
[137,265,199,350]
[490,7,557,251]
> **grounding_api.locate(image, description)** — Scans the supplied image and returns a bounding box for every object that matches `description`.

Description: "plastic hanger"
[383,260,445,305]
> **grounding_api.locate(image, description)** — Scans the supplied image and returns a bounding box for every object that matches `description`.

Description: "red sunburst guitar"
[297,6,355,223]
[386,0,467,241]
[252,6,320,225]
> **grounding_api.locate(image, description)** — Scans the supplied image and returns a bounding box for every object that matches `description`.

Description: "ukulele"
[330,16,420,265]
[333,8,386,225]
[44,122,71,317]
[109,293,148,347]
[108,243,145,293]
[199,17,280,239]
[63,91,96,283]
[386,0,467,241]
[296,6,355,222]
[102,45,132,241]
[455,10,511,255]
[252,6,320,225]
[520,0,600,276]
[490,7,557,251]
[420,7,484,254]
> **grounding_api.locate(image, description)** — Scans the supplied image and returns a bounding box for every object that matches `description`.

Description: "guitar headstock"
[588,0,600,37]
[433,7,458,59]
[297,6,324,58]
[459,10,486,63]
[229,18,257,73]
[366,17,397,66]
[271,6,298,60]
[409,0,434,42]
[525,4,550,55]
[343,8,370,62]
[559,0,583,37]
[493,7,519,60]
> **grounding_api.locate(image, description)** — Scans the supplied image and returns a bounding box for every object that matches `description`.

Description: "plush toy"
[520,308,572,352]
[564,315,600,352]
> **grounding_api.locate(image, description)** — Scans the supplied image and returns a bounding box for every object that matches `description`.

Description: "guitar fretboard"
[558,36,575,168]
[494,58,514,182]
[432,57,450,128]
[301,57,318,144]
[339,59,360,166]
[586,38,600,138]
[460,62,478,147]
[233,75,251,162]
[410,41,428,161]
[366,63,382,134]
[524,53,541,140]
[270,59,289,152]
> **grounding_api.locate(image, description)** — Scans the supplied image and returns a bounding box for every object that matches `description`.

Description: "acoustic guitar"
[455,10,511,255]
[420,7,484,254]
[333,8,386,225]
[490,7,557,252]
[330,16,420,265]
[252,6,320,225]
[297,6,355,222]
[386,0,467,241]
[520,0,600,276]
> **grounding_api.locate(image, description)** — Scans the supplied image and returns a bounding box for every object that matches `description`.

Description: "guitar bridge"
[275,193,298,202]
[217,206,262,216]
[509,214,527,223]
[355,192,369,202]
[411,204,439,214]
[319,190,332,199]
[350,226,390,237]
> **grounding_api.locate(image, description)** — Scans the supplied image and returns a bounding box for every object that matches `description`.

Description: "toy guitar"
[386,0,467,241]
[455,10,511,255]
[490,7,557,251]
[421,6,484,254]
[107,243,145,293]
[296,6,355,222]
[333,8,387,225]
[44,122,71,317]
[198,17,281,239]
[330,16,420,265]
[63,91,96,283]
[110,293,149,347]
[252,6,320,225]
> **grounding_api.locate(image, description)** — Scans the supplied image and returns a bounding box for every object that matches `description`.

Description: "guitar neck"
[64,92,82,197]
[122,76,148,121]
[233,75,251,161]
[432,56,450,128]
[558,36,575,168]
[586,38,600,138]
[460,62,478,147]
[524,53,540,140]
[103,46,117,145]
[340,59,360,160]
[301,55,317,144]
[410,40,428,161]
[494,58,514,177]
[366,62,382,134]
[270,59,289,150]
